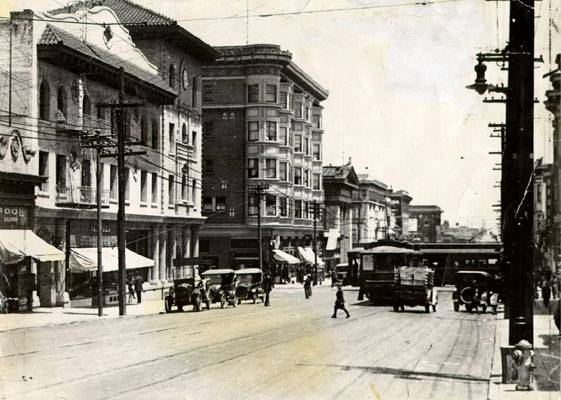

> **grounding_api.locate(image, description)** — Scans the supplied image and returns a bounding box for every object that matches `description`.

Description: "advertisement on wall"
[0,205,30,228]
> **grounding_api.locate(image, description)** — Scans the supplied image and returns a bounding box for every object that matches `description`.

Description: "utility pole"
[248,184,269,270]
[504,0,535,345]
[117,67,127,316]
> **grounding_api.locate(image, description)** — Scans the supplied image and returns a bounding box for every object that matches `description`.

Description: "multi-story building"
[322,162,359,269]
[351,174,392,246]
[0,1,217,306]
[534,163,554,271]
[387,190,412,239]
[440,220,483,243]
[200,44,328,273]
[408,205,443,243]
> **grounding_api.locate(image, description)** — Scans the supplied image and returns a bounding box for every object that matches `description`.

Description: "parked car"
[164,277,196,313]
[453,270,500,313]
[235,268,264,304]
[201,269,238,308]
[393,265,437,313]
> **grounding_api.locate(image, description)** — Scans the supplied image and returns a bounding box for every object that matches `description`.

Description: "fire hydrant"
[511,339,535,391]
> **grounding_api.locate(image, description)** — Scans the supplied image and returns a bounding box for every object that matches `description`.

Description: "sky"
[3,0,561,234]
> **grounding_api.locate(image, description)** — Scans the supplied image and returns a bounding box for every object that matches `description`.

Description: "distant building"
[200,44,329,273]
[408,205,443,243]
[440,221,482,243]
[351,174,392,246]
[387,190,412,239]
[534,162,554,271]
[322,162,359,269]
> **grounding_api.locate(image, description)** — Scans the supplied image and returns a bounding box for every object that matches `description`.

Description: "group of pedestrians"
[126,273,145,304]
[302,272,350,319]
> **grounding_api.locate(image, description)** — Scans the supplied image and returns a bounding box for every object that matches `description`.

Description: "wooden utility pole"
[249,184,269,270]
[117,67,127,316]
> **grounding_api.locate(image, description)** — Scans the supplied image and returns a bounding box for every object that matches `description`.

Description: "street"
[0,287,496,400]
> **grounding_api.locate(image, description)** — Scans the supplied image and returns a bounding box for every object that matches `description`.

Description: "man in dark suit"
[262,272,274,306]
[133,273,144,304]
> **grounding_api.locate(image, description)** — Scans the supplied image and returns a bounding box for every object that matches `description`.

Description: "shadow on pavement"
[296,363,489,383]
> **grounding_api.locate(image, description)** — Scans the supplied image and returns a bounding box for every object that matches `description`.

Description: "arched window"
[169,64,176,88]
[82,94,91,128]
[141,117,148,145]
[39,81,50,120]
[182,123,188,143]
[57,87,67,120]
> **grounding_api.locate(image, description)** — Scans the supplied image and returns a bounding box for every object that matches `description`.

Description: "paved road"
[0,287,496,400]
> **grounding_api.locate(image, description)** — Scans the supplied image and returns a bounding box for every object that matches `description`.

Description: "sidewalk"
[488,300,560,400]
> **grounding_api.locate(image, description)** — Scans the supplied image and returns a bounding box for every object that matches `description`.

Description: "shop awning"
[325,228,340,251]
[69,247,154,273]
[273,249,301,264]
[0,229,65,264]
[297,247,325,266]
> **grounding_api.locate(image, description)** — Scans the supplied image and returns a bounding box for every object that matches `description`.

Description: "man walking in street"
[332,285,350,318]
[133,273,144,304]
[304,273,313,299]
[263,272,273,306]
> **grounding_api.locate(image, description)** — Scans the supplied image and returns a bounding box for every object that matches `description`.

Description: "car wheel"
[220,295,226,309]
[165,297,173,313]
[453,302,459,312]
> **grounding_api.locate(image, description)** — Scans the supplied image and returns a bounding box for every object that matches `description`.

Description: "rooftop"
[409,205,443,213]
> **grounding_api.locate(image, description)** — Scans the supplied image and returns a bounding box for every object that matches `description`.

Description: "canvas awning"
[325,228,340,251]
[297,247,325,266]
[0,229,65,264]
[272,249,301,264]
[69,247,154,273]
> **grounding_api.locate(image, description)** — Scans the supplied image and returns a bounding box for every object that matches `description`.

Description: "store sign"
[0,206,29,228]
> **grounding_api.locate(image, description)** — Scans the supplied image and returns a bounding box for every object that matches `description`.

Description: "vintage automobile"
[164,277,195,313]
[453,270,500,313]
[235,268,265,304]
[201,269,238,308]
[332,263,349,287]
[393,265,437,313]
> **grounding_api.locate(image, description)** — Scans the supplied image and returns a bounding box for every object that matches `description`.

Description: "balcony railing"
[56,186,109,208]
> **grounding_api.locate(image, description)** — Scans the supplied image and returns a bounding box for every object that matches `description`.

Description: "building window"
[313,143,321,160]
[192,131,197,152]
[39,81,50,121]
[191,76,198,107]
[279,162,287,181]
[82,159,91,187]
[203,197,212,211]
[305,106,310,121]
[82,94,92,122]
[248,158,258,178]
[313,173,321,190]
[248,195,259,216]
[192,179,197,206]
[294,200,302,218]
[313,114,321,129]
[203,121,213,136]
[265,159,276,179]
[216,197,226,211]
[280,91,288,109]
[266,195,276,216]
[56,155,67,193]
[304,170,310,187]
[294,167,302,185]
[294,134,302,152]
[152,118,159,149]
[304,138,310,155]
[168,123,175,153]
[266,121,277,141]
[182,169,189,201]
[248,84,259,103]
[110,164,117,200]
[203,83,213,102]
[182,123,188,143]
[265,84,277,103]
[57,87,67,121]
[139,117,147,146]
[294,101,302,118]
[279,126,288,146]
[140,170,147,203]
[203,159,214,175]
[38,151,49,192]
[279,197,288,217]
[168,174,174,205]
[151,173,158,203]
[248,121,259,141]
[169,64,176,88]
[124,168,130,201]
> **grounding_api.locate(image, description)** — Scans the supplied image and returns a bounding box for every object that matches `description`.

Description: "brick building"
[0,1,217,306]
[200,44,328,275]
[408,205,443,243]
